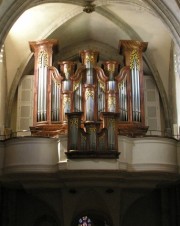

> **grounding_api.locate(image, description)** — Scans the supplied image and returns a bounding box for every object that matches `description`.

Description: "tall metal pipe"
[56,84,59,120]
[43,65,47,120]
[124,80,127,120]
[134,61,138,121]
[131,68,135,120]
[40,66,44,121]
[37,68,41,121]
[137,68,140,121]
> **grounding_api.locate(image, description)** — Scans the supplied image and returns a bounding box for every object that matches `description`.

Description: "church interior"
[0,0,180,225]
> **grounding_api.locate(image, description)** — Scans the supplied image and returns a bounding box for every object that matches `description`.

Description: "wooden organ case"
[29,39,148,158]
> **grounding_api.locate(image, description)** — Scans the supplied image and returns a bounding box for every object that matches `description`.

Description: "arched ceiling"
[0,0,180,127]
[4,2,173,90]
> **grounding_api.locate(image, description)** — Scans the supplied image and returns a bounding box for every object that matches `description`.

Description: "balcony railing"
[1,129,180,141]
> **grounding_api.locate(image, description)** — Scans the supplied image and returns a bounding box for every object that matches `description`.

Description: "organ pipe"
[59,61,75,122]
[119,78,128,121]
[29,39,58,125]
[103,61,119,113]
[30,39,148,139]
[119,40,148,124]
[79,50,99,122]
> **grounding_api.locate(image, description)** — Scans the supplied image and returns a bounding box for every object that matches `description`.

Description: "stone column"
[0,45,7,136]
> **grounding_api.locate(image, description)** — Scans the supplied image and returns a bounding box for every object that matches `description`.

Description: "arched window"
[78,216,92,226]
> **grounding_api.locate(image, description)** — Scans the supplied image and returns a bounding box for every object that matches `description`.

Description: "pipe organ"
[29,40,58,124]
[29,39,148,158]
[119,40,148,131]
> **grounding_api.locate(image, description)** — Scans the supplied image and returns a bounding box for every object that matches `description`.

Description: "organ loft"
[29,39,148,158]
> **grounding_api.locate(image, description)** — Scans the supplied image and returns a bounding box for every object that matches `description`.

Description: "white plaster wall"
[130,137,178,172]
[67,159,118,170]
[4,137,59,174]
[118,136,133,170]
[118,136,178,173]
[1,135,180,175]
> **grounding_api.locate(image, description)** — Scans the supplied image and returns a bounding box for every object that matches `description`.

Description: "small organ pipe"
[56,84,59,120]
[134,61,138,121]
[124,81,127,120]
[86,60,93,84]
[122,82,124,120]
[37,68,41,121]
[40,64,44,121]
[51,83,54,120]
[39,66,44,121]
[119,83,122,120]
[55,83,57,120]
[44,65,47,120]
[131,68,135,120]
[54,84,56,120]
[121,84,123,119]
[52,82,55,121]
[137,68,140,121]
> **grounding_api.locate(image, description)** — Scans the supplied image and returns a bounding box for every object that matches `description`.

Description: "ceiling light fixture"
[83,1,95,13]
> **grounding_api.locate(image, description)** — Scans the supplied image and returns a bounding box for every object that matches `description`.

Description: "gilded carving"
[38,50,48,67]
[108,96,116,108]
[85,88,94,100]
[81,134,87,142]
[97,77,105,92]
[130,49,140,70]
[88,127,96,133]
[108,118,116,130]
[64,66,71,80]
[69,118,78,128]
[52,74,61,88]
[85,54,95,63]
[107,63,116,72]
[73,74,82,91]
[118,78,127,90]
[99,133,105,142]
[63,96,71,108]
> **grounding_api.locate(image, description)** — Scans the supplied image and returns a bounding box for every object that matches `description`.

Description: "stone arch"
[121,190,161,226]
[70,188,114,226]
[1,0,180,48]
[14,188,61,226]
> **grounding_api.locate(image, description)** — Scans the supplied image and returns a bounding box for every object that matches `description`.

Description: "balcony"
[0,132,179,185]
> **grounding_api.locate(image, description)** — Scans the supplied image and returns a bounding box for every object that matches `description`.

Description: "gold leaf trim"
[85,88,94,100]
[108,96,116,108]
[63,96,71,108]
[38,50,48,67]
[70,118,78,128]
[130,49,140,70]
[73,75,82,91]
